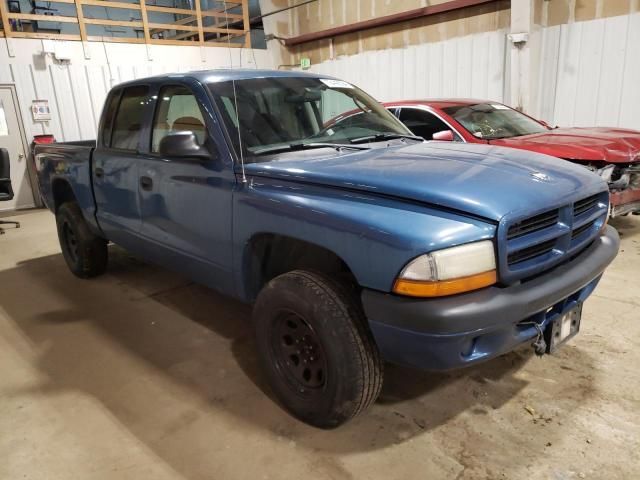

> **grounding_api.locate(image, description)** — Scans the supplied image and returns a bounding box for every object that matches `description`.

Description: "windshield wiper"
[349,133,424,144]
[255,142,370,155]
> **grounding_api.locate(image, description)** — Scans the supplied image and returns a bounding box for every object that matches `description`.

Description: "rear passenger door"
[93,85,150,250]
[136,82,235,294]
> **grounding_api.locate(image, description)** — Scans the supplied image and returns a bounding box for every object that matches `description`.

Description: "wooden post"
[0,0,13,38]
[194,0,204,46]
[241,0,251,48]
[74,0,88,41]
[139,0,152,58]
[139,0,151,44]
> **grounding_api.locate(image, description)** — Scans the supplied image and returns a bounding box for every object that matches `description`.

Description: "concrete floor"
[0,209,638,480]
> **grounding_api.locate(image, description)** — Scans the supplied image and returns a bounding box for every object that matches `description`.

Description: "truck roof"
[115,69,331,88]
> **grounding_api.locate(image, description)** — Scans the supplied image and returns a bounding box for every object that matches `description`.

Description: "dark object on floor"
[0,148,20,234]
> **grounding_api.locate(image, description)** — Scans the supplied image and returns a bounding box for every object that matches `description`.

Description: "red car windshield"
[442,103,548,140]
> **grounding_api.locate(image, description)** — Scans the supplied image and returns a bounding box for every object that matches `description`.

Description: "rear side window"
[151,85,206,153]
[399,108,454,140]
[100,90,120,147]
[110,85,150,151]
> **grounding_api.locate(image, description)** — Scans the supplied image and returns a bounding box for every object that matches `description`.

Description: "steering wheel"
[473,119,509,139]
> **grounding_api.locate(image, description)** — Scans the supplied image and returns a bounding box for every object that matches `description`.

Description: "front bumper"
[362,226,620,370]
[610,188,640,217]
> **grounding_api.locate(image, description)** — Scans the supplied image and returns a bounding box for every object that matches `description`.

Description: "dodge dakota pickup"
[34,70,619,428]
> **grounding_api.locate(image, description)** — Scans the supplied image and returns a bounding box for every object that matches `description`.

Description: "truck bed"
[34,140,98,231]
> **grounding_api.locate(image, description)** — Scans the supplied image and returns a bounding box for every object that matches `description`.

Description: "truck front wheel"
[253,270,383,428]
[56,202,108,278]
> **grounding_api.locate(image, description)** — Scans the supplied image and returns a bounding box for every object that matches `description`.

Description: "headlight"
[393,240,497,297]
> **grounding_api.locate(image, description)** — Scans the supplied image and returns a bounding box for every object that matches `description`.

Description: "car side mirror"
[159,132,212,160]
[432,130,454,142]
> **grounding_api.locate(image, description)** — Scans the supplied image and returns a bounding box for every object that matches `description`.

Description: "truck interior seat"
[237,107,287,147]
[114,124,142,150]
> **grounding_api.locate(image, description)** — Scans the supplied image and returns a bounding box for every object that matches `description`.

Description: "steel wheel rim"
[270,310,328,395]
[62,221,79,263]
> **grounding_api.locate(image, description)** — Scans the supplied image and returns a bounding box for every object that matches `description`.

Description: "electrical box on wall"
[41,40,72,64]
[41,40,56,55]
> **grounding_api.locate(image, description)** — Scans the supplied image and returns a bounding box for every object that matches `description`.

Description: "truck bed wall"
[34,141,101,234]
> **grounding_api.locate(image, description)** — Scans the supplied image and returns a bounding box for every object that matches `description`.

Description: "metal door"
[0,86,36,211]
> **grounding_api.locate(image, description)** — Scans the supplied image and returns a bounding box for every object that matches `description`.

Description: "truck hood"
[244,142,605,222]
[489,127,640,163]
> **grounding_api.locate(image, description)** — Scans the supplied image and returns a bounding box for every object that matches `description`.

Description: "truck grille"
[507,239,556,265]
[507,209,559,240]
[500,192,608,282]
[571,220,597,240]
[573,194,599,217]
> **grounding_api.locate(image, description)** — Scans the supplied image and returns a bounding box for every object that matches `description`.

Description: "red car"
[384,100,640,217]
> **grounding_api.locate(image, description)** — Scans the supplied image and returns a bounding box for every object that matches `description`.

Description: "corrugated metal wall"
[534,12,640,129]
[306,29,509,103]
[303,11,640,131]
[0,40,273,145]
[3,11,640,210]
[0,39,272,209]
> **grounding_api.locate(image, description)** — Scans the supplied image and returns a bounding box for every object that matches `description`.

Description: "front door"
[0,86,36,211]
[136,83,235,295]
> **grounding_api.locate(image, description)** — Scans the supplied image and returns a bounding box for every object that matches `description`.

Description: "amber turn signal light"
[393,270,497,297]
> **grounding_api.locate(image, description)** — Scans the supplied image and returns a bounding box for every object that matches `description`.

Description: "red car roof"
[384,99,495,109]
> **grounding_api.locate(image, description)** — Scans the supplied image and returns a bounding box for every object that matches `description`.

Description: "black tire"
[56,202,108,278]
[253,270,383,428]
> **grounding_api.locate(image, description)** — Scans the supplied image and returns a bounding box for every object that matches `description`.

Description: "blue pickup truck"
[34,70,619,428]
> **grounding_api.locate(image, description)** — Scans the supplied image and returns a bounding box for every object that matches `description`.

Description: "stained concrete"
[1,209,639,479]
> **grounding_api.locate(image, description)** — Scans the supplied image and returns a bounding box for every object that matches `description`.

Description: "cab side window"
[100,90,120,147]
[151,85,207,153]
[399,108,459,141]
[110,86,150,150]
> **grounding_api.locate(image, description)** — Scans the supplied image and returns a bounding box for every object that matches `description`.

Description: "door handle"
[140,176,153,191]
[94,167,104,178]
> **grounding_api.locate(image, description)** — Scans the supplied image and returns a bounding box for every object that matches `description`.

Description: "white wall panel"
[0,39,273,143]
[536,12,640,129]
[305,30,509,104]
[302,13,638,131]
[618,14,640,130]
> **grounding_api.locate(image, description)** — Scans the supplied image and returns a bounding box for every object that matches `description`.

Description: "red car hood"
[489,127,640,163]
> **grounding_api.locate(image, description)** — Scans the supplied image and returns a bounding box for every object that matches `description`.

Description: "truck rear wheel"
[56,202,108,278]
[253,270,383,428]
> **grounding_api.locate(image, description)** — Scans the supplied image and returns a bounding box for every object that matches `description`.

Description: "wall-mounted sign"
[31,100,51,122]
[300,57,311,70]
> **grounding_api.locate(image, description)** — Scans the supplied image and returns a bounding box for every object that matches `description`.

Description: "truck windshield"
[442,103,548,140]
[208,77,413,160]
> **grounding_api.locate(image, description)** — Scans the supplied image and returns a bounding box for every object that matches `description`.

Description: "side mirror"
[159,131,212,160]
[432,130,454,142]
